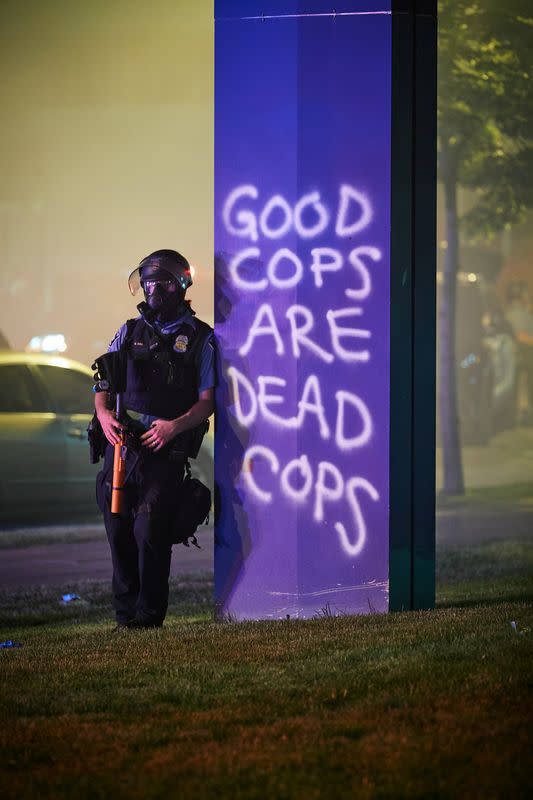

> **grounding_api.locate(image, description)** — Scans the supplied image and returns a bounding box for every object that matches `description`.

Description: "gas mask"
[141,271,185,322]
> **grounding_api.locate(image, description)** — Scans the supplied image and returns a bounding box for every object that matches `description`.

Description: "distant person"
[93,249,215,629]
[506,280,533,425]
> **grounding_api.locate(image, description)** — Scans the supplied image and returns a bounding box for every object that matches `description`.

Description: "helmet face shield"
[127,249,193,296]
[128,267,143,296]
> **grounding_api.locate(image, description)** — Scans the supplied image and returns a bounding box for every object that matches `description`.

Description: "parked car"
[0,352,213,524]
[439,273,517,446]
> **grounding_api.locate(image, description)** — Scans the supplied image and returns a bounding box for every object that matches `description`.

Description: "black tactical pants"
[97,444,185,626]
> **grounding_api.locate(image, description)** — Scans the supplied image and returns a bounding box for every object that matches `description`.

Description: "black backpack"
[171,460,211,547]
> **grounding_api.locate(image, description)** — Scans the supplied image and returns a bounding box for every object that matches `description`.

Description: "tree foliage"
[437,1,533,494]
[438,0,533,238]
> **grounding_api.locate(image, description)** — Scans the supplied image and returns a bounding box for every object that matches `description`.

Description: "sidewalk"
[1,505,530,588]
[436,425,533,545]
[436,425,533,490]
[1,427,531,588]
[0,528,213,589]
[437,505,532,546]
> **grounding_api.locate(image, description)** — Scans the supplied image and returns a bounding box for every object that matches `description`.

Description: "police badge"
[173,334,189,353]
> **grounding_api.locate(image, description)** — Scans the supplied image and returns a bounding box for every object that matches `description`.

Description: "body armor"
[123,317,202,419]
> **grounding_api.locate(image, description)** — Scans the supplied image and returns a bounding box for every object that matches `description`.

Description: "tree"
[438,0,533,494]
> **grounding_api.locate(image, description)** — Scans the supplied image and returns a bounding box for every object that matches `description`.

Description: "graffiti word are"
[238,302,370,364]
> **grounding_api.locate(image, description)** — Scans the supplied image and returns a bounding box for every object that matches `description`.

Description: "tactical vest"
[121,316,212,419]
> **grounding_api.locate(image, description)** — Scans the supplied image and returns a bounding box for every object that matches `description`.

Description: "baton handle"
[111,393,126,514]
[111,432,127,514]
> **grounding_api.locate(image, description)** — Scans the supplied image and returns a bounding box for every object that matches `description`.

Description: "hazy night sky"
[1,0,530,368]
[0,0,214,366]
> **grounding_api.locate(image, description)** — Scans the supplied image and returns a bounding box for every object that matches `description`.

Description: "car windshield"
[36,365,94,415]
[0,365,45,412]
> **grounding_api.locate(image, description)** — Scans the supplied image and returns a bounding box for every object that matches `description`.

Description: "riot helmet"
[128,249,193,322]
[128,249,193,296]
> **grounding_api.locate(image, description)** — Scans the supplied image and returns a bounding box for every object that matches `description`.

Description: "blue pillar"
[214,1,436,620]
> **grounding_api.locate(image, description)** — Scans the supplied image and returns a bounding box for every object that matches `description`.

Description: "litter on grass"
[0,640,23,649]
[510,621,530,636]
[61,593,81,604]
[60,593,90,608]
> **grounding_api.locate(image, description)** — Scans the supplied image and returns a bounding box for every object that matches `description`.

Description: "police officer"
[95,249,215,629]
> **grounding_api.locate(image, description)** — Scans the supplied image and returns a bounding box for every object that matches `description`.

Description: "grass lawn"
[0,541,532,799]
